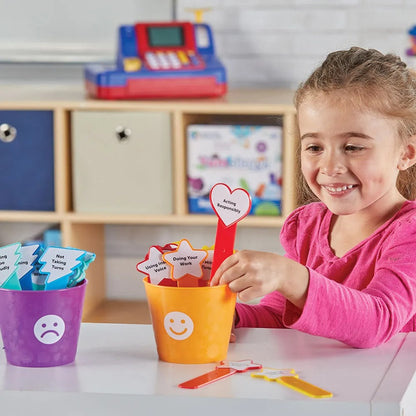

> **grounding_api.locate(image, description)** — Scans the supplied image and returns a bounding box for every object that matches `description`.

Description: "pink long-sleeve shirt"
[235,200,416,348]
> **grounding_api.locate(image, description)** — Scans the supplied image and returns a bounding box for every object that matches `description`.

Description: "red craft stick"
[179,360,262,389]
[178,368,236,389]
[209,183,252,281]
[210,221,237,278]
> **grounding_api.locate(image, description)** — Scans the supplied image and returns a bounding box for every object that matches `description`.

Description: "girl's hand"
[211,250,309,309]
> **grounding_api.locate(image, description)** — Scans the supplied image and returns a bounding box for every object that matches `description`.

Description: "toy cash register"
[85,21,227,99]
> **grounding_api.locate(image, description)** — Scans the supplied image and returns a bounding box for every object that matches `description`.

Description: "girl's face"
[298,93,406,218]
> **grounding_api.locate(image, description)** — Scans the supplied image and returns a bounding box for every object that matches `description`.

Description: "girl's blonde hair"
[294,47,416,203]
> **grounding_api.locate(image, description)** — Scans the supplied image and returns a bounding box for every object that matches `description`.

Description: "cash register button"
[177,50,190,65]
[157,52,171,69]
[145,52,160,70]
[167,52,181,68]
[188,51,199,66]
[123,58,142,72]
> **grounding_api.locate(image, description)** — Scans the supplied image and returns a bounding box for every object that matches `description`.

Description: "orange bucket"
[143,277,236,364]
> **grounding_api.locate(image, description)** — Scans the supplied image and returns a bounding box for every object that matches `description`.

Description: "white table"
[1,323,415,416]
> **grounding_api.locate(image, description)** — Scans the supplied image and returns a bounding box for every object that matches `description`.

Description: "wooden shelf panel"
[65,213,285,228]
[0,211,62,223]
[0,211,285,228]
[83,300,151,324]
[0,84,296,114]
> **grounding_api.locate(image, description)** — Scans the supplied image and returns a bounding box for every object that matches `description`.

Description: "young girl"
[210,47,416,348]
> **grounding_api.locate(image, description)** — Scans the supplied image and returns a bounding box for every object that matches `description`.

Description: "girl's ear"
[398,136,416,170]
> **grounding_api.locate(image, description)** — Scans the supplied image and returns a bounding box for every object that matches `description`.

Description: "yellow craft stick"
[251,368,297,381]
[276,376,333,399]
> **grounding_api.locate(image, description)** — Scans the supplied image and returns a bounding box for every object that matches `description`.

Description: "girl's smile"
[321,183,357,196]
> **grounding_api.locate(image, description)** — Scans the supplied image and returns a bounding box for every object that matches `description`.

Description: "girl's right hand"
[211,250,310,309]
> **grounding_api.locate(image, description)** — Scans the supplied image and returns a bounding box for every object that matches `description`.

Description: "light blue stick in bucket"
[0,243,22,290]
[38,247,88,290]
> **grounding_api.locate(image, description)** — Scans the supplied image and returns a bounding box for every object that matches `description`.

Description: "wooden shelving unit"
[0,84,298,323]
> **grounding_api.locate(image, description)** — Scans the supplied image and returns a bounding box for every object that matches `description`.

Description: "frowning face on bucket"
[33,314,65,344]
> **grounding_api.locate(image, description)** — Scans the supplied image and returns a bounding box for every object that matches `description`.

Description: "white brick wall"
[1,1,414,87]
[177,0,416,87]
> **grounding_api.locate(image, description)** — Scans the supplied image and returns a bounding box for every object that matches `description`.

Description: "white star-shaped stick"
[136,246,171,285]
[162,239,207,281]
[217,359,262,372]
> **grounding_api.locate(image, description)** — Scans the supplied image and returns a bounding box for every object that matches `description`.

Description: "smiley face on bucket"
[164,312,194,340]
[33,314,65,345]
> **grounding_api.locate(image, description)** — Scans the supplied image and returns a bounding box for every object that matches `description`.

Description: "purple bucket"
[0,280,86,367]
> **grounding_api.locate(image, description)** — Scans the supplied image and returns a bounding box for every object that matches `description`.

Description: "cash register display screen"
[147,26,184,47]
